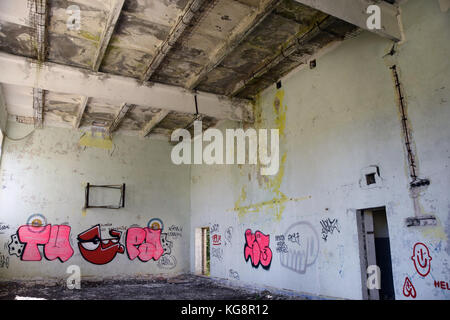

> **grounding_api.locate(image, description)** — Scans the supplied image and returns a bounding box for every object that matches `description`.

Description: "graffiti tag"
[0,253,9,268]
[212,234,222,246]
[411,242,432,277]
[244,229,272,270]
[126,227,172,262]
[157,255,177,270]
[275,235,288,253]
[403,277,417,298]
[211,224,219,234]
[78,225,124,265]
[229,269,240,280]
[8,224,74,262]
[320,218,340,242]
[434,281,450,291]
[211,247,223,261]
[280,222,319,274]
[224,226,233,246]
[167,225,183,240]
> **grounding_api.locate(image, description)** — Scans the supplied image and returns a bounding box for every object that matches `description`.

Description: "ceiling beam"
[141,0,207,81]
[73,96,89,128]
[0,52,253,122]
[140,110,171,137]
[29,0,48,62]
[108,103,133,133]
[32,88,44,128]
[293,0,402,41]
[29,1,48,129]
[80,1,124,130]
[92,0,125,71]
[185,0,282,90]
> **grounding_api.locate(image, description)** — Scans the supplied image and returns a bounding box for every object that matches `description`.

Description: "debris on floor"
[0,274,305,300]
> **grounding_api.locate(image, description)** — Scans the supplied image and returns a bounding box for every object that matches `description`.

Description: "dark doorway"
[372,208,395,300]
[357,207,395,300]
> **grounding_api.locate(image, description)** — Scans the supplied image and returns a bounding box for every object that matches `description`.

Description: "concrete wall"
[0,85,7,135]
[0,86,6,159]
[190,0,450,300]
[0,122,191,281]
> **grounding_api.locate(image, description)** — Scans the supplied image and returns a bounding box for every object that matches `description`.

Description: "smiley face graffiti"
[77,225,125,265]
[411,242,432,277]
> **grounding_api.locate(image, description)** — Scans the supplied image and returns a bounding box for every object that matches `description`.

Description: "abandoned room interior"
[0,0,448,302]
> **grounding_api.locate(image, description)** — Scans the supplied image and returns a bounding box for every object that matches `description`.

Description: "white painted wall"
[190,0,449,300]
[0,122,191,281]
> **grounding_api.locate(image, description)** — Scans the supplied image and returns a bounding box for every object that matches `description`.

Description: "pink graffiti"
[126,227,164,261]
[17,225,73,262]
[244,229,272,270]
[411,242,432,277]
[44,225,74,262]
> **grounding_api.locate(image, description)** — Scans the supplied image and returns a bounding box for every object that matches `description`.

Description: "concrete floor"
[0,274,304,300]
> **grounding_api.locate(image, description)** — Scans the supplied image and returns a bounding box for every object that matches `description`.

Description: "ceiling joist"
[140,110,171,138]
[29,0,48,62]
[29,0,48,128]
[108,103,133,134]
[92,0,125,72]
[73,96,89,129]
[142,0,208,81]
[72,0,125,132]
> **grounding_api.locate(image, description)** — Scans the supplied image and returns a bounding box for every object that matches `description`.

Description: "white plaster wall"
[190,0,449,300]
[0,122,191,280]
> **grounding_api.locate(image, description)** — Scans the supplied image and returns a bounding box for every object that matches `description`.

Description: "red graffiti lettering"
[78,225,124,265]
[411,242,432,277]
[403,277,416,298]
[434,280,450,290]
[212,234,221,246]
[244,229,272,270]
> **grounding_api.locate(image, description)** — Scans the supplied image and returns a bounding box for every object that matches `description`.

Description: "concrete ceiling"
[0,0,399,140]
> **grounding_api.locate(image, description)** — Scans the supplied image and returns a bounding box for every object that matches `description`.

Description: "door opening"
[357,207,395,300]
[195,227,210,276]
[201,227,210,276]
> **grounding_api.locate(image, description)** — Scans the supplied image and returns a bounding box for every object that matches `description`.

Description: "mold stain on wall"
[79,131,113,150]
[231,89,310,222]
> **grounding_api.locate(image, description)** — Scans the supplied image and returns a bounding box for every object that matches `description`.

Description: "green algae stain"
[231,89,309,222]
